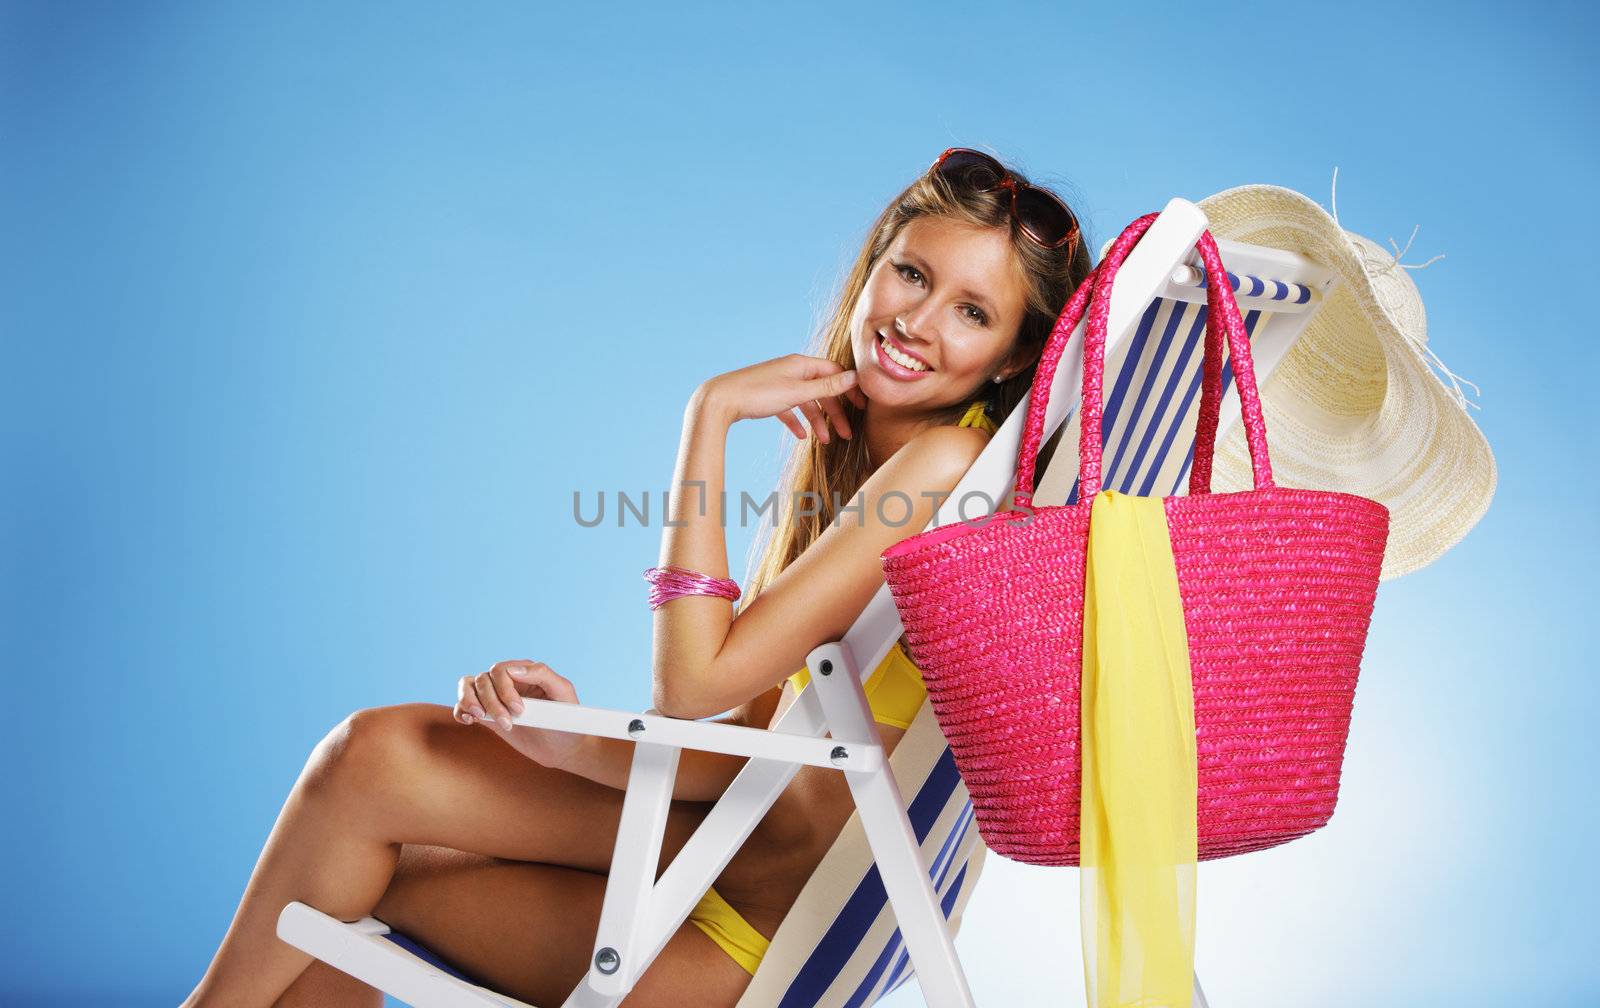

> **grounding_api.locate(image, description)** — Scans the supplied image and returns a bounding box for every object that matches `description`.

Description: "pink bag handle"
[1011,212,1275,509]
[1182,234,1271,496]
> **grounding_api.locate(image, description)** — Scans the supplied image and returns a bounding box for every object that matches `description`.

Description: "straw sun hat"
[1103,177,1497,581]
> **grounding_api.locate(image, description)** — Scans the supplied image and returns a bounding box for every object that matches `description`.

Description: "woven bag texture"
[881,213,1390,866]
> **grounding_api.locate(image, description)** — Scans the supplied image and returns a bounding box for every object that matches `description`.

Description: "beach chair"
[277,196,1338,1007]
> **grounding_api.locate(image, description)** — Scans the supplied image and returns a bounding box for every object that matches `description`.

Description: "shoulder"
[905,422,993,475]
[872,423,993,496]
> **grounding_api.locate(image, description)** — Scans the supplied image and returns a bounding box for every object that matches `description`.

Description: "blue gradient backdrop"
[3,2,1595,1005]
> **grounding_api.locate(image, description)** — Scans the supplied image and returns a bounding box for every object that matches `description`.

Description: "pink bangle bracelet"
[643,565,742,610]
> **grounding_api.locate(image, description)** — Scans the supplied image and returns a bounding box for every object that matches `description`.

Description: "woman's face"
[849,214,1031,414]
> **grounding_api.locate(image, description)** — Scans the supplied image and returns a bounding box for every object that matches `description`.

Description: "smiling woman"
[742,149,1093,606]
[852,217,1035,462]
[180,149,1093,1008]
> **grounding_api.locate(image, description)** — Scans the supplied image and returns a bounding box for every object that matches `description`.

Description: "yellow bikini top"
[784,399,997,729]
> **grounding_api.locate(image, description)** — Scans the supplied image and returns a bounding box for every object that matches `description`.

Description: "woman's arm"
[458,661,783,801]
[648,385,740,713]
[654,410,992,720]
[651,356,861,717]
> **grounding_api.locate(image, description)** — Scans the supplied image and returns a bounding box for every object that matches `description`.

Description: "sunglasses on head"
[930,147,1081,251]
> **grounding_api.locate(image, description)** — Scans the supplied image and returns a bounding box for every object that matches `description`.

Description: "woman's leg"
[273,843,754,1008]
[182,702,722,1007]
[273,957,382,1008]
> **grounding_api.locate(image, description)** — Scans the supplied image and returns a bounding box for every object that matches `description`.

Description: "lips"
[875,331,934,381]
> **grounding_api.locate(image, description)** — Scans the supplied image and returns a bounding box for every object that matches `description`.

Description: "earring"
[992,374,1004,384]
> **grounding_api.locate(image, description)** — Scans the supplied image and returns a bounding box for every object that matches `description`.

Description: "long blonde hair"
[739,155,1093,609]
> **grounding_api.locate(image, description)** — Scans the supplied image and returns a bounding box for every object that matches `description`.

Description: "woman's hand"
[455,660,586,769]
[699,353,868,443]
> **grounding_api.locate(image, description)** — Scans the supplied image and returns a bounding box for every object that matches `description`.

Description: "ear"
[996,335,1039,383]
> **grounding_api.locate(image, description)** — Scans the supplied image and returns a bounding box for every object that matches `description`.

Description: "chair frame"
[277,197,1338,1007]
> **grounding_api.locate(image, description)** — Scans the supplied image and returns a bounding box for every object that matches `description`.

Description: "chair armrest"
[511,698,882,773]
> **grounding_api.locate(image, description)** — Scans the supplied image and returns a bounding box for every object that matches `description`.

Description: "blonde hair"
[739,155,1093,610]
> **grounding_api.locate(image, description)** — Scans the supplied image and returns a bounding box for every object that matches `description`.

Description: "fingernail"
[499,716,512,730]
[511,701,524,714]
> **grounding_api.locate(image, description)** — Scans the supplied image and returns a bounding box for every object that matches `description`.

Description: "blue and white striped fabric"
[1046,296,1272,508]
[735,693,986,1008]
[740,294,1270,1008]
[1175,264,1312,305]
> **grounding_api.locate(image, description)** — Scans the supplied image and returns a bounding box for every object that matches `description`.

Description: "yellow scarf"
[1079,489,1199,1007]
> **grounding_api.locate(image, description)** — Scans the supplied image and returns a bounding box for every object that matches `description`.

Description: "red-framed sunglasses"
[930,147,1081,251]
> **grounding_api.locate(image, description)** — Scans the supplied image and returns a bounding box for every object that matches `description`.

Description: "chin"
[863,372,953,415]
[859,367,916,405]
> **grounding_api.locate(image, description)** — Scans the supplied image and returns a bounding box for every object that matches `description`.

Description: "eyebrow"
[900,252,999,317]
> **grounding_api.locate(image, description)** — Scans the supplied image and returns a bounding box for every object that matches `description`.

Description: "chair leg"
[846,764,980,1008]
[570,739,681,1004]
[560,981,619,1008]
[806,641,979,1008]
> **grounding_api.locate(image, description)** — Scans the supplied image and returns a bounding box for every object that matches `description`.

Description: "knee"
[303,703,438,796]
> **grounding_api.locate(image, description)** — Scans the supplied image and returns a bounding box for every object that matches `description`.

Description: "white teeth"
[879,333,929,372]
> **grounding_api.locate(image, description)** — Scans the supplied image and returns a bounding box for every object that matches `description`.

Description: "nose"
[894,303,940,348]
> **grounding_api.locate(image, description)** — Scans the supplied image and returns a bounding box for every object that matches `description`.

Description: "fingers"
[782,353,848,380]
[784,355,863,409]
[455,676,486,725]
[456,661,574,729]
[471,667,523,731]
[490,666,527,719]
[802,389,861,443]
[506,661,579,704]
[815,393,852,440]
[758,358,868,441]
[804,368,858,402]
[777,410,807,439]
[796,398,831,444]
[804,371,861,443]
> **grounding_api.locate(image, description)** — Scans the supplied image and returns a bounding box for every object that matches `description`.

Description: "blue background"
[4,1,1595,1005]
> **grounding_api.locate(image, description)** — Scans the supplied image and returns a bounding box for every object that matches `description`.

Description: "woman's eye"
[893,263,985,325]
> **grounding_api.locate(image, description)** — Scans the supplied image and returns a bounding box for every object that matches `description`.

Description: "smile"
[876,331,933,379]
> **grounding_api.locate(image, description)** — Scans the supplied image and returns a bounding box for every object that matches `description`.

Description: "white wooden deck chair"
[277,197,1338,1007]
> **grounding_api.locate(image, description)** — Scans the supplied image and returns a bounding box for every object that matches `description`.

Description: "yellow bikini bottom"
[687,884,770,976]
[692,641,932,975]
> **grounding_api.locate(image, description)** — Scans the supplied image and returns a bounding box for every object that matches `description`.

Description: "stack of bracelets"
[642,565,742,610]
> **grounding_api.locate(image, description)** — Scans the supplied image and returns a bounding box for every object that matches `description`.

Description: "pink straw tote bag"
[880,213,1391,866]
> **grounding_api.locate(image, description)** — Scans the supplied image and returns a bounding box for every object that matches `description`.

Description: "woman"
[182,148,1091,1008]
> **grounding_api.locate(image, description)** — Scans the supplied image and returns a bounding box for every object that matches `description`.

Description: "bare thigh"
[368,844,753,1007]
[310,701,712,875]
[303,702,753,1004]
